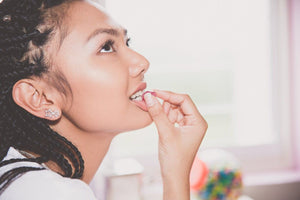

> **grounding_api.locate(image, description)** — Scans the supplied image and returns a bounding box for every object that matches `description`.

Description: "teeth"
[135,96,142,101]
[130,90,144,101]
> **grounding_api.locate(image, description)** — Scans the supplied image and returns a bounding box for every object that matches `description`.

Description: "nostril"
[129,66,147,78]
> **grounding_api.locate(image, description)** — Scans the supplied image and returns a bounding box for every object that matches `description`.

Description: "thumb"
[144,92,173,134]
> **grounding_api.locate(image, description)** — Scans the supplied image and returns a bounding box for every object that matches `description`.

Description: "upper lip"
[129,82,147,98]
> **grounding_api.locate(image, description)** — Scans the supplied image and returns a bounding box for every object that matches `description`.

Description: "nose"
[127,50,150,78]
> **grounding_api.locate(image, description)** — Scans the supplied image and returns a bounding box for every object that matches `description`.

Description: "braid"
[0,30,39,45]
[0,167,45,195]
[37,121,85,178]
[0,0,84,194]
[0,157,49,168]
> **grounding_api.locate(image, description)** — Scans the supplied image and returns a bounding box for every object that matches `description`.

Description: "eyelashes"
[99,40,115,53]
[98,38,131,54]
[126,38,131,47]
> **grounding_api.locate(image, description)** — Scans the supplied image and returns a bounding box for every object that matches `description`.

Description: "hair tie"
[1,0,11,22]
[3,14,11,22]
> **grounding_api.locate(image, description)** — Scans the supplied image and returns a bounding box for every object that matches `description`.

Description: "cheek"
[70,93,128,132]
[64,65,129,132]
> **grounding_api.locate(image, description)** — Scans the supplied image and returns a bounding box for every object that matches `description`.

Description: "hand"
[144,90,208,200]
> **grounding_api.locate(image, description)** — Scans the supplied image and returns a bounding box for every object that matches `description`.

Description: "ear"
[12,79,61,121]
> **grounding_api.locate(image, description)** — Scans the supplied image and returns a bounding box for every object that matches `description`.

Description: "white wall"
[290,0,300,169]
[243,1,300,199]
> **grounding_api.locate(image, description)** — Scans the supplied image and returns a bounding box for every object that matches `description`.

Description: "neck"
[74,133,114,183]
[50,116,117,184]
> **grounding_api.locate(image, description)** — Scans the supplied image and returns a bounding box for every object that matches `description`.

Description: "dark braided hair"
[0,0,84,194]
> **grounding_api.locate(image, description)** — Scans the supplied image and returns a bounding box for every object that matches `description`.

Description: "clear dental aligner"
[130,90,157,102]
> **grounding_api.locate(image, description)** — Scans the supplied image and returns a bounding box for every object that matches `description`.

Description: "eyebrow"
[86,28,128,43]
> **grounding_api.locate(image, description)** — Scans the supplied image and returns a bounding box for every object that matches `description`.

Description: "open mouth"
[129,90,145,101]
[129,90,157,112]
[129,88,148,111]
[129,82,147,102]
[129,82,157,111]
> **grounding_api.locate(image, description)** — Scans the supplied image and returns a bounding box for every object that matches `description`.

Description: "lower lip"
[130,99,148,111]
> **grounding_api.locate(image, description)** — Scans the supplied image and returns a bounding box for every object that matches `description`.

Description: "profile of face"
[49,1,152,135]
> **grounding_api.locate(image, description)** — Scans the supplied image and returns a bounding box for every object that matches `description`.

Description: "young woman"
[0,0,208,199]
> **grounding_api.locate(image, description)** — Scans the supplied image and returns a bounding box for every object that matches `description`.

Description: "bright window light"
[105,0,286,161]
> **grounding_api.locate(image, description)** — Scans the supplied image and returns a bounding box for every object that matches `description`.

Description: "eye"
[99,40,114,53]
[126,38,131,47]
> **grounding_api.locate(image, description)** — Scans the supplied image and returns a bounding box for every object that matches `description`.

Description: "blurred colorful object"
[190,149,243,200]
[190,157,209,191]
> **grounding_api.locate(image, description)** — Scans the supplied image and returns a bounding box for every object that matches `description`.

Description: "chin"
[138,115,153,128]
[125,112,153,132]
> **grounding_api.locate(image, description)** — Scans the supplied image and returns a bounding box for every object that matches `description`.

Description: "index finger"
[153,89,202,118]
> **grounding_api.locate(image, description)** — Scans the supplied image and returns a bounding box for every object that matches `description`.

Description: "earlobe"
[44,108,61,119]
[12,79,61,121]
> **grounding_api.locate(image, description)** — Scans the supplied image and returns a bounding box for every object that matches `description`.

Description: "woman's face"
[51,1,152,134]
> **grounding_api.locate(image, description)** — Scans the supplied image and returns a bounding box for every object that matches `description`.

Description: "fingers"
[168,109,178,124]
[167,107,185,125]
[163,101,171,115]
[154,89,203,120]
[144,92,173,135]
[177,110,184,125]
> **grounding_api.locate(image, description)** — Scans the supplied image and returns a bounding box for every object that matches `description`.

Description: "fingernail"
[142,91,157,101]
[144,92,155,107]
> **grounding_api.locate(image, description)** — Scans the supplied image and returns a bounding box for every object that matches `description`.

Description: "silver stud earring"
[45,109,60,119]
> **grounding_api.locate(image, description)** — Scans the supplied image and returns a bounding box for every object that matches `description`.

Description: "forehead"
[64,1,122,40]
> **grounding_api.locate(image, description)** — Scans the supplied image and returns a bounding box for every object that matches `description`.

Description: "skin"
[12,1,208,199]
[47,1,153,181]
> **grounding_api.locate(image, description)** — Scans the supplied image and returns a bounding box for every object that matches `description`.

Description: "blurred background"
[90,0,300,199]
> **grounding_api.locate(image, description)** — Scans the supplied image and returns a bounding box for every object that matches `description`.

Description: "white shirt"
[0,147,98,200]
